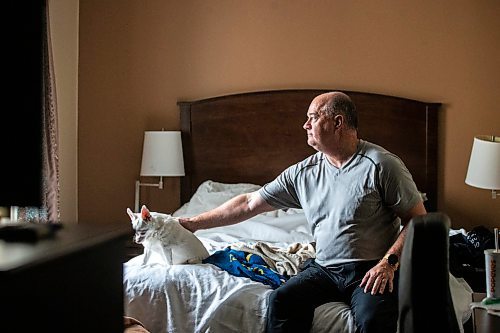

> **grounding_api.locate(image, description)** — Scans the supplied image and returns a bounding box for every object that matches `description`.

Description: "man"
[180,92,426,333]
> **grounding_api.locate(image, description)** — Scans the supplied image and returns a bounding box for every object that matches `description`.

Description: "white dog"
[127,205,209,265]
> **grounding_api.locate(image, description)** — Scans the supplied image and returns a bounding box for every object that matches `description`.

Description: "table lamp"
[134,131,185,212]
[465,135,500,199]
[465,135,500,305]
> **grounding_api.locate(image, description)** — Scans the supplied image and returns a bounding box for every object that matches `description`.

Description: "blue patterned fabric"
[203,247,287,289]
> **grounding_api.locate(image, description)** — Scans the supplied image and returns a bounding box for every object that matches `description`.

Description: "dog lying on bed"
[127,205,209,265]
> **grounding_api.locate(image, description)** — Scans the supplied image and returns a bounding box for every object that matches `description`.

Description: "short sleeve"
[258,165,302,210]
[379,154,422,215]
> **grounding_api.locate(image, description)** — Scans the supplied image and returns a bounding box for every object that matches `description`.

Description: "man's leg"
[265,259,342,333]
[350,271,399,333]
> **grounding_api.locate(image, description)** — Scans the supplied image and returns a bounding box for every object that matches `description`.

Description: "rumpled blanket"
[230,241,316,276]
[203,247,287,289]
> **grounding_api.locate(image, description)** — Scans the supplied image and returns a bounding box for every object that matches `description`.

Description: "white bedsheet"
[124,258,272,333]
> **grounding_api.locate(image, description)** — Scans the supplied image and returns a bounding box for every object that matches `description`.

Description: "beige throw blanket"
[231,241,316,276]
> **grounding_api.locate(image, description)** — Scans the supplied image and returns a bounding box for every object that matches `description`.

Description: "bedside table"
[472,293,500,333]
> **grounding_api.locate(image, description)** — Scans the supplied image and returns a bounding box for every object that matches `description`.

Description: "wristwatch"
[383,253,399,270]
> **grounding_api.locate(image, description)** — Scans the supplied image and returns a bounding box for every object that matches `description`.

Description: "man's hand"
[359,260,397,295]
[179,217,196,233]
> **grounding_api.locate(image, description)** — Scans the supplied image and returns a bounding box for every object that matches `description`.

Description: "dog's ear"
[126,208,135,221]
[141,205,151,221]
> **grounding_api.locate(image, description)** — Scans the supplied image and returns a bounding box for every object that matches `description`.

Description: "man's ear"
[333,114,343,129]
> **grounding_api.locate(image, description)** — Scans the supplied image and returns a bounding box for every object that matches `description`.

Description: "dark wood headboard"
[178,90,440,211]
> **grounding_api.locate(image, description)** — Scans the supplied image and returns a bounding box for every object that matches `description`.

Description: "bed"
[123,89,473,333]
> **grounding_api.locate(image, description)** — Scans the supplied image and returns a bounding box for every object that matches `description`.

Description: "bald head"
[312,92,358,129]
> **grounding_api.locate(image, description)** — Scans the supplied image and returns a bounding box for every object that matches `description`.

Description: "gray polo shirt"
[258,140,422,266]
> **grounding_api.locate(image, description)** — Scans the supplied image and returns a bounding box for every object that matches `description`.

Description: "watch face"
[387,254,398,266]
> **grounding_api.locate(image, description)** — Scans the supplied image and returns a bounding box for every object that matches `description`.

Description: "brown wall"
[78,0,499,230]
[51,0,79,224]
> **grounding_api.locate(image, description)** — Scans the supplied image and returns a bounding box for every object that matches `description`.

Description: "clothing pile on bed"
[203,241,316,288]
[203,247,287,289]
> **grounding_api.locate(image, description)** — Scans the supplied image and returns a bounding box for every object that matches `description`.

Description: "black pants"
[265,259,399,333]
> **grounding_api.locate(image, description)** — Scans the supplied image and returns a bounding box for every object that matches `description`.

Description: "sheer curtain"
[16,0,60,223]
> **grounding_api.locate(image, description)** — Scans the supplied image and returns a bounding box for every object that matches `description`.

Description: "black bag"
[449,225,494,292]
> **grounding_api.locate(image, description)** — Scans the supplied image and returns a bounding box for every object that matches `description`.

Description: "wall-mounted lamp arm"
[134,177,164,213]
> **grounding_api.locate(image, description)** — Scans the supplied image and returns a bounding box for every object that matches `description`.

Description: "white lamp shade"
[465,135,500,190]
[140,131,185,176]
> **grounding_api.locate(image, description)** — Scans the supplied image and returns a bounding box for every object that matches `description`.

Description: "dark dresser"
[0,222,132,333]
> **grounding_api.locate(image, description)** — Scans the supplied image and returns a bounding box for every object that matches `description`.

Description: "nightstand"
[472,293,500,333]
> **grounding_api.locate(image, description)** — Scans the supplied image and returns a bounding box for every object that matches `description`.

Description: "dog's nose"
[135,231,146,243]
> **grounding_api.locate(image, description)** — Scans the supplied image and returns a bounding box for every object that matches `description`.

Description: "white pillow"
[173,180,262,217]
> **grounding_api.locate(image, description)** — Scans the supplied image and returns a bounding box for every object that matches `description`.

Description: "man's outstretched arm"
[179,191,276,232]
